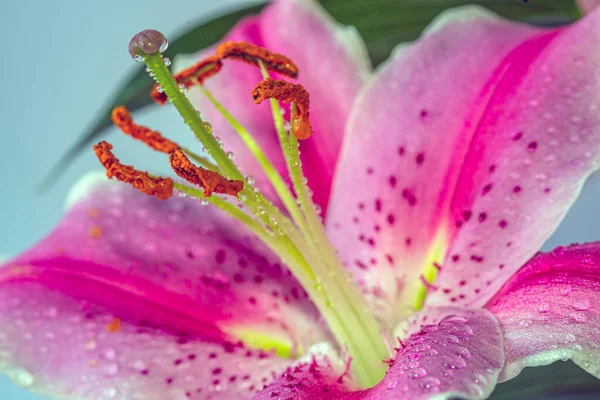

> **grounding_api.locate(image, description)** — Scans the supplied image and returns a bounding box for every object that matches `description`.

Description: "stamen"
[216,42,298,79]
[93,141,173,200]
[169,149,243,197]
[111,106,179,153]
[252,78,312,140]
[151,55,223,105]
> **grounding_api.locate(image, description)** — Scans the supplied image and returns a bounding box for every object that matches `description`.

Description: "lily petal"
[256,308,504,400]
[327,5,600,325]
[429,7,600,308]
[184,0,370,214]
[0,178,327,398]
[486,242,600,381]
[0,282,290,399]
[326,6,538,327]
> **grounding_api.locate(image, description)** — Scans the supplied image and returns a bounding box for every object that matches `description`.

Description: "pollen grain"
[93,141,174,200]
[216,41,298,79]
[112,106,179,153]
[252,78,312,139]
[169,149,243,197]
[151,55,223,105]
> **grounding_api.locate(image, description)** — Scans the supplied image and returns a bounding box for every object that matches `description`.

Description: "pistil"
[117,29,389,387]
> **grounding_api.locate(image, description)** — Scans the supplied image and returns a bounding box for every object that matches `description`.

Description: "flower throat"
[94,29,388,387]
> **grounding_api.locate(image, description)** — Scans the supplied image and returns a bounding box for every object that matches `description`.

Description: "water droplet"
[421,324,438,333]
[401,360,420,370]
[200,199,209,206]
[156,85,164,93]
[420,377,441,392]
[104,388,118,399]
[425,349,438,357]
[43,307,58,318]
[518,319,532,328]
[103,363,119,376]
[445,334,459,344]
[454,346,471,359]
[441,315,468,325]
[571,312,589,323]
[407,367,427,379]
[104,348,117,360]
[178,83,187,93]
[85,338,97,350]
[443,356,466,370]
[227,151,235,160]
[202,122,213,133]
[450,323,474,336]
[572,298,591,311]
[413,343,431,352]
[133,54,144,63]
[12,369,34,387]
[163,57,171,66]
[560,286,572,296]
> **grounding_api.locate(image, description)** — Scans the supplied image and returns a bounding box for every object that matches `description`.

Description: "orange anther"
[151,55,223,105]
[88,226,103,239]
[106,317,121,333]
[111,106,179,153]
[216,42,298,79]
[169,150,243,198]
[251,78,312,140]
[93,141,174,200]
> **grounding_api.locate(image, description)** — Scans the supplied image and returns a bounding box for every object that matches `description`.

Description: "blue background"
[1,0,600,398]
[0,0,252,397]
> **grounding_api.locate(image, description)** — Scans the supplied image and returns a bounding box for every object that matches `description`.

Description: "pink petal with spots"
[0,180,328,398]
[256,308,504,400]
[578,0,600,13]
[0,282,291,399]
[185,0,370,214]
[326,6,540,327]
[428,7,600,308]
[486,242,600,381]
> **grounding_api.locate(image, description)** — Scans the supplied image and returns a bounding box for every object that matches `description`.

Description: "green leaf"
[41,0,579,190]
[489,361,600,400]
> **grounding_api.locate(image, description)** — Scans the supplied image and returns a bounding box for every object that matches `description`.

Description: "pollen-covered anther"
[111,106,179,153]
[169,149,243,198]
[252,77,312,139]
[93,141,174,200]
[216,41,298,79]
[151,55,224,105]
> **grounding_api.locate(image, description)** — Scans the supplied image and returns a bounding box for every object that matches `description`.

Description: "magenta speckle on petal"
[512,132,523,141]
[527,141,538,151]
[402,189,417,206]
[416,152,425,165]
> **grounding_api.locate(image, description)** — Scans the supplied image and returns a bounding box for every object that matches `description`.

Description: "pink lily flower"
[2,0,600,399]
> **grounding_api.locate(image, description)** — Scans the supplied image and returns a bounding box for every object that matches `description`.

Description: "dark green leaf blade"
[42,0,579,190]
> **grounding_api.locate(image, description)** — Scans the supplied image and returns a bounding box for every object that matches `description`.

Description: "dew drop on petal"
[407,367,427,379]
[572,298,591,311]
